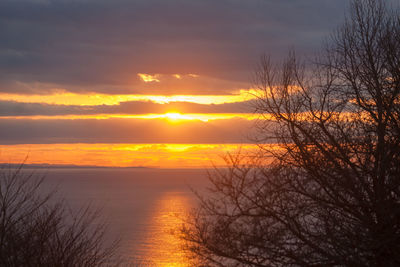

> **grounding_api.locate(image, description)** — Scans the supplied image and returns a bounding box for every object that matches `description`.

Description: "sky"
[0,0,349,167]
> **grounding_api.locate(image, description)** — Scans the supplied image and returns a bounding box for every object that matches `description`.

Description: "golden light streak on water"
[135,192,194,266]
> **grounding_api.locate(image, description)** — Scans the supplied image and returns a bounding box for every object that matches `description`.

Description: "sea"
[32,167,212,266]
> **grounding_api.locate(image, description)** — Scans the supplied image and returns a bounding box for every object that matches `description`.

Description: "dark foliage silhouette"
[0,165,120,266]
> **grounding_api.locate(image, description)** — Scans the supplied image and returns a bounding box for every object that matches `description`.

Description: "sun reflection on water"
[134,192,194,266]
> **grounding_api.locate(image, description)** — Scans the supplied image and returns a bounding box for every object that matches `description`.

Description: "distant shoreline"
[0,163,152,169]
[0,163,215,170]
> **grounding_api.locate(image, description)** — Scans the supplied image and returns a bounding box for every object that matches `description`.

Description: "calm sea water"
[33,167,211,266]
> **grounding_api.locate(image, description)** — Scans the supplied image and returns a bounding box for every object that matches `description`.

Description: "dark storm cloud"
[0,0,348,94]
[0,117,256,144]
[0,99,255,116]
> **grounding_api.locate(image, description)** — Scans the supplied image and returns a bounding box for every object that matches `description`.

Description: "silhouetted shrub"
[0,165,120,266]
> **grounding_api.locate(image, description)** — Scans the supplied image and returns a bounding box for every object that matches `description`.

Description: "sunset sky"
[0,0,348,167]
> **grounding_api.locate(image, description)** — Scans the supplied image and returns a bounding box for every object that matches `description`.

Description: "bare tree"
[0,165,120,266]
[180,0,400,266]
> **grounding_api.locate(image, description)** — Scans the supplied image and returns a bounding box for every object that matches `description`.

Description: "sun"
[163,112,194,122]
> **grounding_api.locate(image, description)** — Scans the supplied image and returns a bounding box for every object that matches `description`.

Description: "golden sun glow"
[138,73,160,82]
[0,113,260,122]
[0,89,259,106]
[162,112,194,121]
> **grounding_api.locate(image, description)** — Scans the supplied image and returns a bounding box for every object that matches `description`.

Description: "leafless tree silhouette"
[0,165,120,266]
[180,0,400,266]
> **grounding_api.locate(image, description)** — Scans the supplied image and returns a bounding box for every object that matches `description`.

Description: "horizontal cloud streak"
[0,117,258,144]
[0,100,256,116]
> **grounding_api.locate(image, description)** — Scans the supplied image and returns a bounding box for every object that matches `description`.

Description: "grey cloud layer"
[0,100,255,116]
[0,117,257,144]
[0,0,347,94]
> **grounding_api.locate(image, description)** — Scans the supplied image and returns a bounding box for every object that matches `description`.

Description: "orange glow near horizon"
[0,111,355,122]
[0,143,260,168]
[0,113,261,122]
[132,112,259,122]
[0,89,258,106]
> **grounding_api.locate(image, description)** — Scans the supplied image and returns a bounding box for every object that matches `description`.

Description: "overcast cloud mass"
[0,0,348,95]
